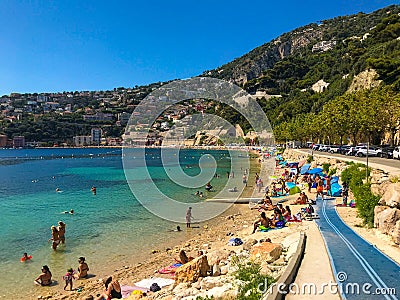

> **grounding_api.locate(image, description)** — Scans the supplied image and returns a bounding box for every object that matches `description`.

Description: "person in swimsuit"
[252,212,271,234]
[74,257,89,279]
[58,221,66,244]
[95,276,122,300]
[48,226,60,250]
[63,268,74,291]
[34,265,52,286]
[186,207,193,228]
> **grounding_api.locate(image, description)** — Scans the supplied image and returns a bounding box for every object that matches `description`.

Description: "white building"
[91,128,102,145]
[73,136,92,147]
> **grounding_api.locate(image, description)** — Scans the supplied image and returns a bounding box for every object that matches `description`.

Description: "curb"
[263,232,307,300]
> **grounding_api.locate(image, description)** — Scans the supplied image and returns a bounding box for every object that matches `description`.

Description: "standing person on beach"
[63,268,74,291]
[307,175,313,193]
[325,176,332,196]
[242,174,247,187]
[48,226,60,250]
[58,221,66,244]
[186,207,193,228]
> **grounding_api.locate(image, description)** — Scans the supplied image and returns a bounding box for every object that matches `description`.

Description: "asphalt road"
[299,149,400,171]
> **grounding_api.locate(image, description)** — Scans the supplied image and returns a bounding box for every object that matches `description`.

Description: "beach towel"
[134,277,175,290]
[121,285,149,298]
[158,263,182,274]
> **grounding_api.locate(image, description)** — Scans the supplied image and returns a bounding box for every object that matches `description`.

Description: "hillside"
[203,5,400,145]
[1,4,400,146]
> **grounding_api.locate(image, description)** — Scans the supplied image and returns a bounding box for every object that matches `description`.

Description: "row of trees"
[273,86,400,146]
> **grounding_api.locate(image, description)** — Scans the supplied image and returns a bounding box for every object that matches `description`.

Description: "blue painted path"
[315,199,400,300]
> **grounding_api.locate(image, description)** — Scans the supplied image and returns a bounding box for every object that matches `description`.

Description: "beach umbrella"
[331,176,339,184]
[307,167,323,174]
[269,175,278,180]
[331,183,342,197]
[300,164,311,174]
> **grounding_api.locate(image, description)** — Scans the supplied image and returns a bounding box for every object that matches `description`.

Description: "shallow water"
[0,147,248,298]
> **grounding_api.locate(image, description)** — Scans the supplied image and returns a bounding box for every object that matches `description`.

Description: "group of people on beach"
[251,195,295,233]
[33,257,89,290]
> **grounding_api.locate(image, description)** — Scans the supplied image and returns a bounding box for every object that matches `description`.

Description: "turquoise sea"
[0,147,243,298]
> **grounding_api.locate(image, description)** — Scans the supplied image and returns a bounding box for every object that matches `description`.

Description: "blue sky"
[0,0,398,95]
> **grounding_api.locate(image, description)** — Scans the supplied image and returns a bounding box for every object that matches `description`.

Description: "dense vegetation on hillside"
[205,5,400,145]
[1,5,400,146]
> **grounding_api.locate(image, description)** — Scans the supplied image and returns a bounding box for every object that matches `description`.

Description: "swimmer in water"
[91,186,97,195]
[21,252,32,262]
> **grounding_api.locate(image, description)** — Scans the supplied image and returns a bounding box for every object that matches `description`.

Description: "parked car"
[393,147,400,159]
[346,146,360,156]
[312,144,322,151]
[378,146,395,158]
[319,145,330,152]
[328,145,340,153]
[338,145,352,155]
[355,146,380,157]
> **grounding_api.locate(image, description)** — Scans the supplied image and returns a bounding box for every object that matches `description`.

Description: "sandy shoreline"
[25,149,400,300]
[28,151,263,299]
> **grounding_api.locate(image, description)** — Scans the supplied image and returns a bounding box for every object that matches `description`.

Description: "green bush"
[232,257,275,300]
[341,163,378,227]
[322,163,331,173]
[328,167,337,176]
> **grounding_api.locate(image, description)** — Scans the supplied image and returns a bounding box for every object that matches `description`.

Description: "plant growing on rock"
[231,256,275,300]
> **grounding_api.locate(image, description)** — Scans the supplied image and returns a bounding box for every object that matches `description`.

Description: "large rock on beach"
[379,183,400,208]
[242,238,258,251]
[250,242,282,263]
[374,207,400,235]
[206,249,231,265]
[391,220,400,244]
[174,255,209,283]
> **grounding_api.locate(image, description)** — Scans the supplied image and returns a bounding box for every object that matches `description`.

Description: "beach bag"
[150,283,161,292]
[275,221,285,228]
[228,237,243,246]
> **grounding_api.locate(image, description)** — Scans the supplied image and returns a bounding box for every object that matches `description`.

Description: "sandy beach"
[29,149,400,300]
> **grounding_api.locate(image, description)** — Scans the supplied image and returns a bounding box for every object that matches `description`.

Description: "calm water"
[0,147,244,298]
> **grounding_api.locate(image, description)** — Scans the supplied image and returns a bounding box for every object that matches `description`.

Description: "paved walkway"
[286,222,340,300]
[315,199,400,300]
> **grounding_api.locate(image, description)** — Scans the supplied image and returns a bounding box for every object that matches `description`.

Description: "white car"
[319,145,330,152]
[393,147,400,159]
[355,146,380,157]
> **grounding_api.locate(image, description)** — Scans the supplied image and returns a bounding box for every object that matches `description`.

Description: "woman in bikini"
[75,257,89,279]
[34,265,52,286]
[95,276,122,300]
[48,226,60,250]
[58,221,66,244]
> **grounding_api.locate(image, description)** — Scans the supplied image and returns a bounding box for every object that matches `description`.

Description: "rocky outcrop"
[250,242,283,263]
[174,255,210,283]
[347,69,382,93]
[379,182,400,208]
